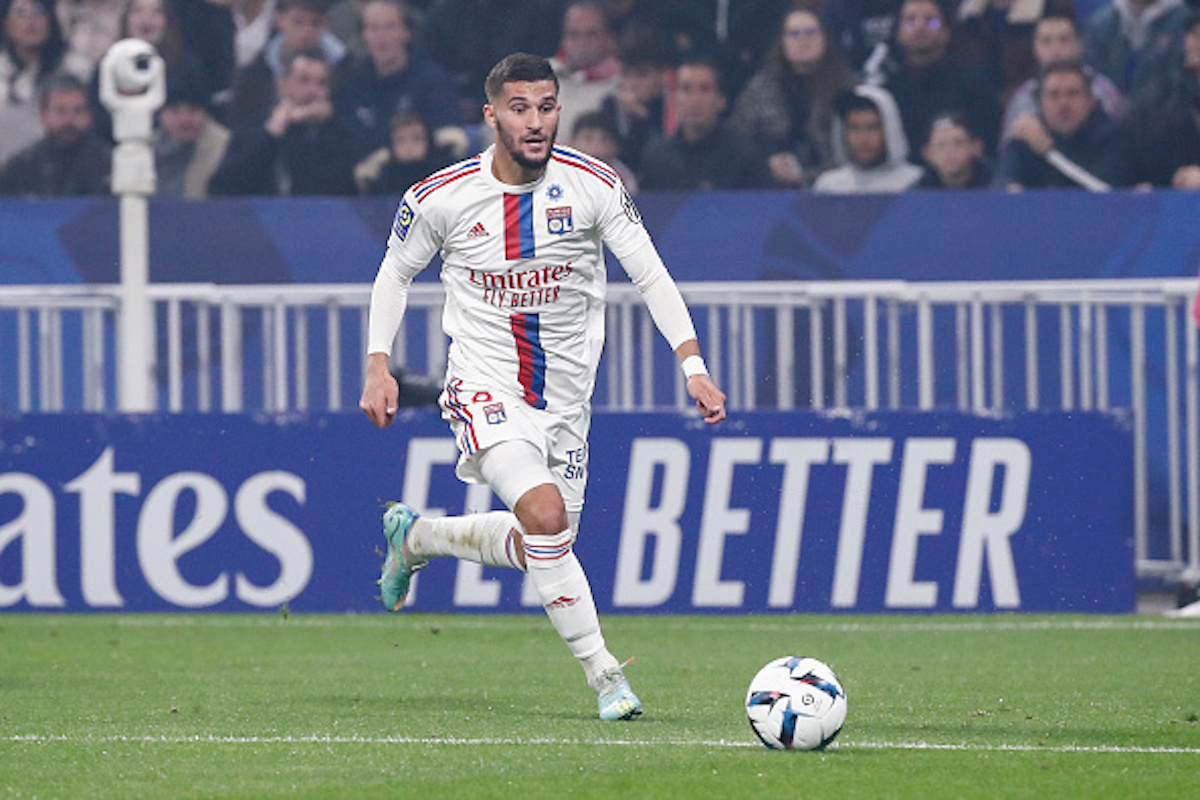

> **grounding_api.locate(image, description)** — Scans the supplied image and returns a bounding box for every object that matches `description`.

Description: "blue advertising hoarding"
[0,410,1133,614]
[1,192,1198,287]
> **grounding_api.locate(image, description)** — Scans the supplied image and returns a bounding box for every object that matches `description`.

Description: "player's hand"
[687,374,726,424]
[360,353,400,429]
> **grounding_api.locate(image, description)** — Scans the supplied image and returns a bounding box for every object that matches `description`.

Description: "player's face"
[486,80,560,172]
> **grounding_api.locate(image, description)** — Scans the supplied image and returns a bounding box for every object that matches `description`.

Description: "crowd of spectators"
[1,0,1198,197]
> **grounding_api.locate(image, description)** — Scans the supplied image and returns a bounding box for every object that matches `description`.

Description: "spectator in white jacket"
[813,83,924,193]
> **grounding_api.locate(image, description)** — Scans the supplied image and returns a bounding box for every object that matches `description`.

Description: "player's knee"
[522,504,570,537]
[515,484,569,535]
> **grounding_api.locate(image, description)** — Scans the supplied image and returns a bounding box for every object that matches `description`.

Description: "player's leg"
[405,510,525,569]
[512,482,615,672]
[379,385,532,610]
[391,427,571,573]
[378,431,574,609]
[487,443,640,721]
[378,503,524,612]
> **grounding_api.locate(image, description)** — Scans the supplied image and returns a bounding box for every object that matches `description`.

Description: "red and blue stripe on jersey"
[503,192,536,260]
[501,149,614,260]
[551,145,616,187]
[510,312,547,409]
[412,158,481,202]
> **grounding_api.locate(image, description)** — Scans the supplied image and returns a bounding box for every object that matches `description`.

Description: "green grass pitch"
[2,613,1198,798]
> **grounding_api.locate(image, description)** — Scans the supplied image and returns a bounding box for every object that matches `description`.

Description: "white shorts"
[440,377,591,514]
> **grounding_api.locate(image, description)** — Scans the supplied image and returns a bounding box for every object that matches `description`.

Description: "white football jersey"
[379,143,652,411]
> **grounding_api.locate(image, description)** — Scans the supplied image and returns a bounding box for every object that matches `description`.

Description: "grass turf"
[1,613,1198,798]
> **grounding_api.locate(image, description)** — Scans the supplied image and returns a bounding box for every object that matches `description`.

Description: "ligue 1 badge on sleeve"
[393,199,414,241]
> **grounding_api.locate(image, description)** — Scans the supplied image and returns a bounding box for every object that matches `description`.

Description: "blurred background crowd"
[1,0,1198,197]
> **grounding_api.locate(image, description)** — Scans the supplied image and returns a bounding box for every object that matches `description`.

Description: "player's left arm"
[599,178,725,422]
[619,241,726,423]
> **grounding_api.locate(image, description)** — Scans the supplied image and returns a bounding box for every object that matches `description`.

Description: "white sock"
[524,529,620,685]
[407,512,524,570]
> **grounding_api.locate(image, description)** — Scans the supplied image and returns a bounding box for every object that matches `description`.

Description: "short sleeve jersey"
[379,144,651,411]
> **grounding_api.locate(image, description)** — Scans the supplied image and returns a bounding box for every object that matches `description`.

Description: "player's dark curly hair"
[484,53,559,102]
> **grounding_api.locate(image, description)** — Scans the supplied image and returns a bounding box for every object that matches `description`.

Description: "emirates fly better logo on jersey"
[467,262,574,309]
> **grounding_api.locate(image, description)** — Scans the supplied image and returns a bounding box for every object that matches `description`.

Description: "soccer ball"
[745,655,847,751]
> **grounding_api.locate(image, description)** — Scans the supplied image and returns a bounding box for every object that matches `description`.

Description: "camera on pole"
[99,38,165,412]
[99,38,166,195]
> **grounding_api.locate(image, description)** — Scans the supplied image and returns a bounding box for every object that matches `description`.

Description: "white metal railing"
[1,278,1197,584]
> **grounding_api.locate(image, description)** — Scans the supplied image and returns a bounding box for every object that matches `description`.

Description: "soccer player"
[359,52,727,721]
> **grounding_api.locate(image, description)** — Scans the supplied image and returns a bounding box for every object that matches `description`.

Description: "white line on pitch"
[100,616,1200,633]
[7,734,1200,755]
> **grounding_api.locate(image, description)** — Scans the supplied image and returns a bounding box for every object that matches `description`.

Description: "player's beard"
[495,115,557,172]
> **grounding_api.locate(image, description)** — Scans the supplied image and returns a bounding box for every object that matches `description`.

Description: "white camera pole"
[114,171,155,412]
[99,39,165,413]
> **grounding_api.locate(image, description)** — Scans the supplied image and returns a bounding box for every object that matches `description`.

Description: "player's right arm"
[360,257,408,428]
[360,193,442,428]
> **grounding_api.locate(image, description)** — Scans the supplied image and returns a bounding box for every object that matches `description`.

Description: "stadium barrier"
[0,278,1195,588]
[0,410,1133,613]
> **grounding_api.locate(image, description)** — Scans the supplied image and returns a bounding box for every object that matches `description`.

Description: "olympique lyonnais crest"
[484,402,507,424]
[546,206,573,235]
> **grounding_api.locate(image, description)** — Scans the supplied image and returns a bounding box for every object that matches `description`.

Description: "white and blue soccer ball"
[745,655,847,751]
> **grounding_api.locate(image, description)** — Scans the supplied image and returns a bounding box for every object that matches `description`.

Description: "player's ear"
[483,103,496,130]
